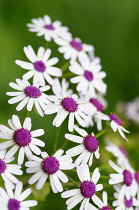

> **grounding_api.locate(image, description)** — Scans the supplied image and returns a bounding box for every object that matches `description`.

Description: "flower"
[69,53,107,95]
[0,181,37,209]
[25,149,74,192]
[45,79,87,132]
[6,79,50,117]
[113,184,139,210]
[0,149,22,189]
[15,45,62,86]
[61,164,103,210]
[95,112,130,141]
[93,191,112,210]
[125,97,139,124]
[55,35,94,61]
[0,115,45,165]
[27,15,71,41]
[65,125,100,167]
[108,160,138,200]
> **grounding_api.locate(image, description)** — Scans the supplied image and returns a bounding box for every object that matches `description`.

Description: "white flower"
[113,184,139,210]
[25,149,74,193]
[0,182,37,209]
[93,191,112,210]
[61,164,103,210]
[95,112,130,141]
[0,115,45,165]
[0,149,22,189]
[6,79,50,117]
[69,54,107,95]
[15,45,62,86]
[65,125,100,167]
[55,35,94,61]
[45,79,87,132]
[27,15,71,41]
[109,160,138,200]
[125,97,139,124]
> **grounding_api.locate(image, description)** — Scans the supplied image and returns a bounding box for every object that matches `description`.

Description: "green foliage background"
[0,0,139,209]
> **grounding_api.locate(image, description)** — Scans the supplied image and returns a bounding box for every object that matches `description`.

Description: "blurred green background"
[0,0,139,209]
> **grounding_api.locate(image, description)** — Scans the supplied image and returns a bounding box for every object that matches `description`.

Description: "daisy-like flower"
[45,79,87,132]
[95,112,130,141]
[27,15,71,41]
[6,79,50,117]
[108,160,138,200]
[93,191,112,210]
[0,115,45,165]
[61,164,103,210]
[0,149,22,189]
[113,184,139,210]
[15,46,62,86]
[0,181,37,209]
[55,35,94,61]
[65,125,100,167]
[25,149,74,192]
[125,97,139,124]
[69,53,107,95]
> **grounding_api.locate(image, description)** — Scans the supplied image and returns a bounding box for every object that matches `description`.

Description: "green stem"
[54,126,61,153]
[21,110,30,124]
[60,72,74,78]
[96,125,109,138]
[100,175,109,179]
[60,61,70,72]
[67,175,78,186]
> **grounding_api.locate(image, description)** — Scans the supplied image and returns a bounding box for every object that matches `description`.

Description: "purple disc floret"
[44,24,55,30]
[8,199,20,210]
[0,159,6,174]
[90,98,104,112]
[13,128,32,147]
[24,86,41,98]
[41,156,59,175]
[61,97,78,113]
[34,61,46,72]
[109,113,123,125]
[123,170,133,186]
[70,39,83,51]
[124,197,133,208]
[134,172,139,185]
[84,70,94,82]
[100,206,112,210]
[83,135,99,153]
[80,181,96,198]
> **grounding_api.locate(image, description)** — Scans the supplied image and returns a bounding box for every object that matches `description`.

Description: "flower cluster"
[0,14,136,210]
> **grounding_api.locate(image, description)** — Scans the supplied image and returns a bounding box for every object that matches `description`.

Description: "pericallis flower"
[55,35,94,61]
[0,115,45,165]
[25,149,74,192]
[0,149,22,189]
[69,53,107,96]
[61,164,103,210]
[27,15,71,41]
[15,46,62,86]
[93,191,112,210]
[6,79,50,117]
[0,182,37,209]
[65,125,100,167]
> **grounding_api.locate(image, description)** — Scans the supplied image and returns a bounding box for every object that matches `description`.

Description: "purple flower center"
[80,181,96,198]
[34,61,46,72]
[24,86,41,98]
[84,70,94,81]
[8,199,20,210]
[100,206,112,210]
[123,170,133,186]
[44,24,55,30]
[41,156,59,175]
[90,98,104,112]
[134,172,139,184]
[124,197,133,208]
[70,39,83,51]
[118,146,128,158]
[83,135,99,153]
[13,128,32,147]
[109,114,122,125]
[0,159,6,174]
[61,97,78,113]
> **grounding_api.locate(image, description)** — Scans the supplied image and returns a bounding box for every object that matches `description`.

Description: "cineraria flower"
[125,97,139,124]
[0,115,45,165]
[27,15,71,41]
[61,164,103,210]
[93,191,112,210]
[45,79,87,132]
[109,160,138,200]
[0,181,37,209]
[65,125,100,167]
[0,149,22,189]
[25,149,74,192]
[55,35,94,61]
[69,53,107,95]
[105,139,129,165]
[95,112,130,141]
[6,79,50,117]
[113,184,139,210]
[15,45,62,86]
